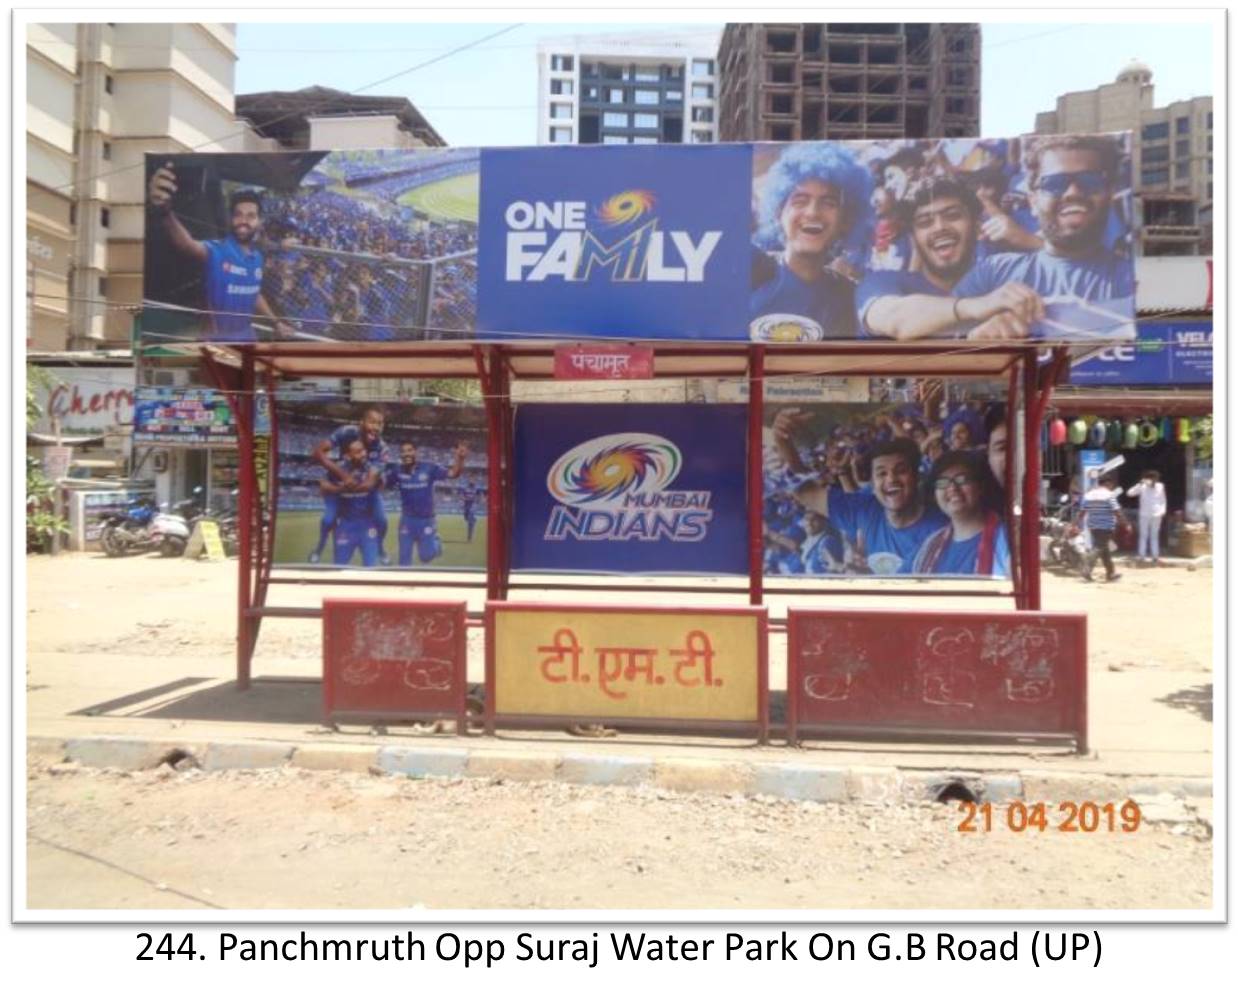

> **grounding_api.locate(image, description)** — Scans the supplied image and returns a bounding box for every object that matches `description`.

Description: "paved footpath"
[25,555,1215,806]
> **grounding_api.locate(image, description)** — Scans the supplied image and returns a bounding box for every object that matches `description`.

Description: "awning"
[1049,388,1212,418]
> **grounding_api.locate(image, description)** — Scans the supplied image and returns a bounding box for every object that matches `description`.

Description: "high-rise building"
[1034,61,1213,255]
[25,22,276,352]
[536,31,722,145]
[717,23,980,143]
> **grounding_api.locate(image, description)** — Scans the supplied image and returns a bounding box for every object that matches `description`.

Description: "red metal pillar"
[236,349,256,688]
[474,346,503,602]
[1005,364,1021,604]
[498,350,514,599]
[746,345,766,606]
[1020,350,1041,611]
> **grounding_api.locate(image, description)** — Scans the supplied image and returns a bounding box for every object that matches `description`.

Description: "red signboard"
[322,598,468,731]
[553,345,654,380]
[787,609,1087,752]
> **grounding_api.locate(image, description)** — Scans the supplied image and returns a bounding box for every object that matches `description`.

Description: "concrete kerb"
[27,735,1212,805]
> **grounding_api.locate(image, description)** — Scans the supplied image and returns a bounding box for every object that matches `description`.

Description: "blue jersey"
[751,262,856,339]
[855,269,952,338]
[328,425,389,470]
[954,248,1135,338]
[300,282,334,331]
[827,488,948,573]
[336,466,378,524]
[903,526,1011,577]
[461,486,478,515]
[203,237,263,341]
[389,462,448,518]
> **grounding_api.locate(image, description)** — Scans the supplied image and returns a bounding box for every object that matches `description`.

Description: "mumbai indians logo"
[504,190,722,284]
[544,433,713,543]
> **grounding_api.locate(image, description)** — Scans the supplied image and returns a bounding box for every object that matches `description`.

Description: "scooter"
[1045,496,1089,573]
[151,487,206,557]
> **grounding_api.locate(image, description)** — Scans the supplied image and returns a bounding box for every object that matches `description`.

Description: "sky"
[234,20,1216,147]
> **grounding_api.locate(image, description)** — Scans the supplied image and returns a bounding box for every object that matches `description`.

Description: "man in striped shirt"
[1076,472,1127,582]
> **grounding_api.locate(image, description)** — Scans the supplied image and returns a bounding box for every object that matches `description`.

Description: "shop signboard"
[511,403,749,575]
[133,388,237,444]
[32,366,135,436]
[140,134,1136,346]
[1069,321,1212,386]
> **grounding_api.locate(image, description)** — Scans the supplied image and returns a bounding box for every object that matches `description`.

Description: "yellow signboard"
[186,520,227,562]
[489,606,766,726]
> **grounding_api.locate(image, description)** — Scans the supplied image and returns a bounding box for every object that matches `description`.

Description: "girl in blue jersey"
[908,450,1010,577]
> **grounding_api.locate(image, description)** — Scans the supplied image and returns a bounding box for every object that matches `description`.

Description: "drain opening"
[934,780,978,804]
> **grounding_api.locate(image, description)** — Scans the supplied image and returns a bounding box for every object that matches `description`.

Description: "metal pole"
[1005,364,1020,605]
[747,345,765,606]
[1021,350,1041,611]
[236,350,255,688]
[498,349,514,599]
[474,346,502,602]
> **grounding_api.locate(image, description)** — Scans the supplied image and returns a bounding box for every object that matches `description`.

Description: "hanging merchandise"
[1107,419,1124,448]
[1088,419,1107,448]
[1049,417,1068,446]
[1138,419,1159,447]
[1068,417,1088,445]
[1123,421,1140,449]
[1159,416,1173,442]
[1176,417,1192,444]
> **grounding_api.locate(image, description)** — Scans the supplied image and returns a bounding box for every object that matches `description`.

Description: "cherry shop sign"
[39,371,135,432]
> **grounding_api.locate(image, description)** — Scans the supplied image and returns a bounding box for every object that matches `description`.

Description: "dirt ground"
[26,759,1212,911]
[23,551,1215,910]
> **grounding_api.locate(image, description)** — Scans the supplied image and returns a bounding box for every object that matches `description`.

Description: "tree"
[26,364,69,552]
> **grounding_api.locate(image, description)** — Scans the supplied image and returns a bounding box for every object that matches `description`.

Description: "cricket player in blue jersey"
[389,440,468,566]
[321,439,382,567]
[460,480,480,542]
[308,407,391,565]
[147,162,292,342]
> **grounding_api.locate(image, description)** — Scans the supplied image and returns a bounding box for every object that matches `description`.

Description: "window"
[1207,158,1212,174]
[665,90,683,103]
[691,83,713,99]
[1175,139,1191,158]
[550,79,574,96]
[1207,111,1213,129]
[1141,167,1169,186]
[632,136,657,145]
[581,62,596,76]
[633,112,658,129]
[690,130,712,144]
[1176,116,1190,134]
[104,74,113,94]
[691,106,713,123]
[100,207,110,228]
[600,63,624,80]
[691,59,714,77]
[549,127,572,144]
[1208,181,1212,200]
[608,88,624,104]
[550,103,572,119]
[550,55,574,72]
[602,135,629,145]
[101,141,111,160]
[69,204,77,225]
[947,67,970,87]
[98,277,108,297]
[633,89,660,105]
[1141,121,1169,141]
[584,86,599,100]
[1207,135,1212,152]
[634,67,660,82]
[602,112,629,128]
[1143,145,1169,164]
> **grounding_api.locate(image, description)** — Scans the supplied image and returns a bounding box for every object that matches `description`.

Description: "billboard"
[1070,320,1213,386]
[764,397,1012,579]
[141,134,1135,345]
[511,404,748,575]
[133,387,237,445]
[273,400,488,569]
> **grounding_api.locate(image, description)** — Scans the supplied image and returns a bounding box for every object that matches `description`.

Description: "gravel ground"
[26,759,1212,911]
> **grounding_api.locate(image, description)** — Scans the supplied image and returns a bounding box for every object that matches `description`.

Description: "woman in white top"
[1128,469,1168,565]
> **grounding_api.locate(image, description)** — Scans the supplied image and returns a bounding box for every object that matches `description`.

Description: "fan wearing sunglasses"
[905,449,1010,577]
[944,134,1135,341]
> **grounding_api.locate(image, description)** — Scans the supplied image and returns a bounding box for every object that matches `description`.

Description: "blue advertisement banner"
[133,388,237,444]
[477,145,751,340]
[141,134,1138,347]
[511,404,749,574]
[1069,321,1212,386]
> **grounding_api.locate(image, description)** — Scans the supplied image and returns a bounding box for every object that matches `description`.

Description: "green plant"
[25,364,69,552]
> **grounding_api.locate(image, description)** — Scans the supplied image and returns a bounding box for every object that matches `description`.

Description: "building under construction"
[717,23,980,142]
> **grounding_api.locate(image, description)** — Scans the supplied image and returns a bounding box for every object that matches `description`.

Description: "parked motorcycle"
[99,495,159,557]
[1045,496,1089,573]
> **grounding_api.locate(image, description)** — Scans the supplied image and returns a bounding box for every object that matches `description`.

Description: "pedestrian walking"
[1076,472,1127,582]
[1128,469,1167,565]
